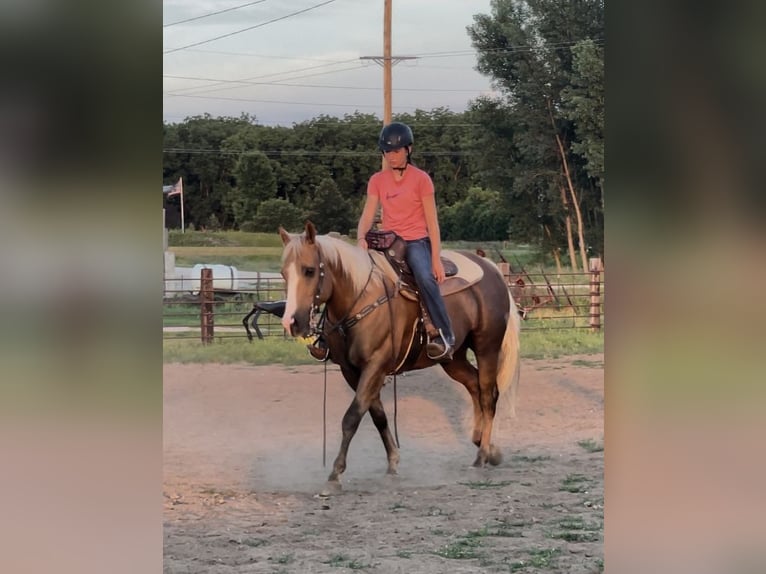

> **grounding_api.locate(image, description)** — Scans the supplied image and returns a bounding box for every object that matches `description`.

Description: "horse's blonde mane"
[314,235,374,293]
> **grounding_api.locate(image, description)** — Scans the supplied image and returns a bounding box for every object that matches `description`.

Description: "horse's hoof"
[321,481,342,496]
[488,445,503,466]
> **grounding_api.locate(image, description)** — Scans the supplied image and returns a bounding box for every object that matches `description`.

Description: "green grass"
[511,454,551,463]
[163,329,603,364]
[518,328,603,359]
[322,554,371,569]
[571,358,604,368]
[163,337,319,365]
[168,230,284,248]
[560,474,591,493]
[459,479,513,489]
[577,438,604,452]
[545,517,602,543]
[433,537,483,560]
[507,548,562,571]
[268,553,295,565]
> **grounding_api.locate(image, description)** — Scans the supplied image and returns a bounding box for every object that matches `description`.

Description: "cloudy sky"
[163,0,498,125]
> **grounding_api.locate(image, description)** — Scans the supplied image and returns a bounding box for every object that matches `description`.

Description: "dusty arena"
[164,354,604,573]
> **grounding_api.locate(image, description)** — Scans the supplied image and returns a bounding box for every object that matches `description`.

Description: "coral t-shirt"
[367,165,434,241]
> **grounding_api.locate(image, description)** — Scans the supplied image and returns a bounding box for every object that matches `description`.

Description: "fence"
[162,259,604,342]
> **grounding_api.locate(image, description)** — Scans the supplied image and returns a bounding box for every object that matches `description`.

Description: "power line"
[163,148,478,157]
[166,59,363,97]
[163,0,268,28]
[164,0,339,55]
[163,93,386,109]
[163,74,490,93]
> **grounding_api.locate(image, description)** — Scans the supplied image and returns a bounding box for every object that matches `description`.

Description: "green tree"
[561,39,604,204]
[306,178,354,235]
[468,0,604,266]
[229,150,276,227]
[441,187,510,241]
[251,198,306,233]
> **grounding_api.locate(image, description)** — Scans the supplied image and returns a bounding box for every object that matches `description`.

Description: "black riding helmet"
[378,122,414,153]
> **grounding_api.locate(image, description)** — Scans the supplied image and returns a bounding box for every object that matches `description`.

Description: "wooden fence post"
[498,261,510,285]
[200,268,214,344]
[589,257,604,332]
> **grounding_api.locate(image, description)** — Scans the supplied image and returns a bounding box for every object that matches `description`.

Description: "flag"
[167,177,183,197]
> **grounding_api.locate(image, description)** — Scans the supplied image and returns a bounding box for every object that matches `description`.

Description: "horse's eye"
[303,266,315,278]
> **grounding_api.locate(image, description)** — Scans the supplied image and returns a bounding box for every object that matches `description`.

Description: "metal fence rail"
[162,259,604,342]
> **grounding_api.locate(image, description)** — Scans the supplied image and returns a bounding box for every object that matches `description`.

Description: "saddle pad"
[439,250,484,296]
[369,248,484,298]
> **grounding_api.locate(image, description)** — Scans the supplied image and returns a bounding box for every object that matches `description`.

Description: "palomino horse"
[279,221,520,488]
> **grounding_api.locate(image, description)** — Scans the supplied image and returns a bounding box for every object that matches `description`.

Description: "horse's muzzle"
[283,310,311,338]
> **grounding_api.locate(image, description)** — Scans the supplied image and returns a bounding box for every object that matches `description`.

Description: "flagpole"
[179,177,185,233]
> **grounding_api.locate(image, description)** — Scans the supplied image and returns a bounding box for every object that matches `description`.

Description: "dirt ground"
[164,354,604,573]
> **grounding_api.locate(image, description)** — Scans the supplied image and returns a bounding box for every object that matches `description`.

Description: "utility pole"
[383,0,391,125]
[360,0,416,127]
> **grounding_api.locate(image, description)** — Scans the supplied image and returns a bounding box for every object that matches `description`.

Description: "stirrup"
[307,337,329,362]
[426,329,453,361]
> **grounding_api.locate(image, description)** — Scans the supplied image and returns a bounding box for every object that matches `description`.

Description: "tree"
[306,178,354,235]
[251,199,306,233]
[562,39,604,206]
[441,187,510,241]
[229,150,276,227]
[468,0,604,267]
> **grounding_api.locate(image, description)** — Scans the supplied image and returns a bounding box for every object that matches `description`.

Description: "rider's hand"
[432,257,446,283]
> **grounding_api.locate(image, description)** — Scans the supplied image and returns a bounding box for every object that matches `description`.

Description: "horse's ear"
[278,226,292,246]
[305,221,317,244]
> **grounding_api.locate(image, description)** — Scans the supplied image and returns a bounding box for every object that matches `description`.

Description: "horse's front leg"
[369,396,399,475]
[327,369,386,485]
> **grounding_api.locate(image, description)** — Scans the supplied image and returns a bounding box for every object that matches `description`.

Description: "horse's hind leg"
[369,396,399,475]
[442,348,502,467]
[474,351,502,467]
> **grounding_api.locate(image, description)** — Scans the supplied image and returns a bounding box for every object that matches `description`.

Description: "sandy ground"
[164,354,604,573]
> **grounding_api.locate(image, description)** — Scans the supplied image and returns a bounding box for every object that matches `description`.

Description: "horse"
[279,221,520,488]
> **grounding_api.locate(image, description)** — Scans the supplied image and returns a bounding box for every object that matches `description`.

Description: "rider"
[357,122,456,361]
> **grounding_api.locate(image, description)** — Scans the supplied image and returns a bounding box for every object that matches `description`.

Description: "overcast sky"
[163,0,498,126]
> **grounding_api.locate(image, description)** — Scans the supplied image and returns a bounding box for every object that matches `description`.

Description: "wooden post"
[383,0,392,126]
[497,261,510,286]
[200,267,214,344]
[588,257,603,331]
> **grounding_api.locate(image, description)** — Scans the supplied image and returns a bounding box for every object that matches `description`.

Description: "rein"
[311,248,404,451]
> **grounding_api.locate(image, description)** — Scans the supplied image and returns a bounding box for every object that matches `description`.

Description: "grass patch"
[519,329,603,359]
[577,438,604,452]
[163,337,317,365]
[395,550,412,559]
[239,538,268,548]
[511,454,551,463]
[546,517,602,542]
[560,474,591,493]
[163,327,604,364]
[322,554,371,569]
[459,479,513,490]
[487,517,527,538]
[433,538,483,560]
[517,548,561,569]
[268,553,295,564]
[571,358,604,368]
[168,230,284,248]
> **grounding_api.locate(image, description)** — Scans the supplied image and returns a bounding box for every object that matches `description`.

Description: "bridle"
[307,246,392,339]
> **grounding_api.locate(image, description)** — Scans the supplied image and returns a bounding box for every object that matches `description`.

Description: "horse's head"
[279,221,327,337]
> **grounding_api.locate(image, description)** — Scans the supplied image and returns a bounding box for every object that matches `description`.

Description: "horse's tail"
[496,288,521,417]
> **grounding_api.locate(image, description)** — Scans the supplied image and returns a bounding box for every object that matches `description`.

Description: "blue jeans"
[405,238,454,344]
